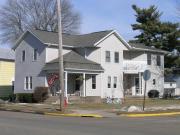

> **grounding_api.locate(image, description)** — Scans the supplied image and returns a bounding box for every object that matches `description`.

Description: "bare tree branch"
[0,0,81,44]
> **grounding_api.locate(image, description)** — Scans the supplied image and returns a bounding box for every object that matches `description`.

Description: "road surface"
[0,111,180,135]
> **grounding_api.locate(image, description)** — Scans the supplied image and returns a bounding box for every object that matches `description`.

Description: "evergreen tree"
[131,5,180,52]
[132,5,180,68]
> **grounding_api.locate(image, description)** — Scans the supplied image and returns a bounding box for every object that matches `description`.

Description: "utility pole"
[57,0,64,111]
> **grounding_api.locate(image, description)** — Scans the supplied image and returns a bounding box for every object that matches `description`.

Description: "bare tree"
[0,0,81,43]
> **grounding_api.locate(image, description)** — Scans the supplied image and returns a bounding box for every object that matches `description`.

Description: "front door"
[135,77,141,95]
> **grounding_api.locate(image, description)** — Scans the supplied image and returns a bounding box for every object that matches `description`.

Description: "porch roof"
[43,51,104,72]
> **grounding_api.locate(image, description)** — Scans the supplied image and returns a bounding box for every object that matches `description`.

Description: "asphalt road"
[0,111,180,135]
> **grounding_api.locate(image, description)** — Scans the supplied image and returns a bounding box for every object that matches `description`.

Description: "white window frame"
[24,76,32,90]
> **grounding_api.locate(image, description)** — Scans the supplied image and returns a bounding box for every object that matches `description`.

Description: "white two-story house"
[13,29,167,100]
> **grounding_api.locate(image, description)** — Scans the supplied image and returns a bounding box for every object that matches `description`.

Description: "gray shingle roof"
[43,51,104,72]
[31,29,113,47]
[0,48,15,61]
[129,43,168,53]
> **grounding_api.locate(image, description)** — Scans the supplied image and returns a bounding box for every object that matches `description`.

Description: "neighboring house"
[165,68,180,96]
[13,29,167,100]
[164,76,177,96]
[0,48,15,98]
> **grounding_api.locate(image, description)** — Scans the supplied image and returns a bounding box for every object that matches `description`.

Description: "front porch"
[43,51,104,100]
[123,72,144,96]
[47,71,99,98]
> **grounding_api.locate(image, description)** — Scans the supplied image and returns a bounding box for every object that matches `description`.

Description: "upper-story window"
[105,51,111,62]
[114,52,119,63]
[22,50,25,62]
[147,54,151,65]
[33,49,38,61]
[157,55,161,66]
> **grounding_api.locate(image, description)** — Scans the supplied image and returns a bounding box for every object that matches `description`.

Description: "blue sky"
[0,0,179,47]
[71,0,179,40]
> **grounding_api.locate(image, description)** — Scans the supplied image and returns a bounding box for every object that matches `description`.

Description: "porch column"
[139,72,142,95]
[83,73,86,97]
[64,71,68,98]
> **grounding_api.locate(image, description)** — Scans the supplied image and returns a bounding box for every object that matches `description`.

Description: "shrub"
[17,93,34,103]
[9,94,16,102]
[148,90,159,98]
[33,87,49,103]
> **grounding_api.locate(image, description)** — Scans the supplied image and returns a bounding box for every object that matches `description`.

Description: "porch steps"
[44,96,59,104]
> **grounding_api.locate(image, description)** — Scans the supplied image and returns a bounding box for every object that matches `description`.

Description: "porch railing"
[123,60,147,72]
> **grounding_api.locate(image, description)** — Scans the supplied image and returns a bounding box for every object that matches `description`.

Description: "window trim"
[24,76,32,90]
[114,52,119,63]
[105,51,111,62]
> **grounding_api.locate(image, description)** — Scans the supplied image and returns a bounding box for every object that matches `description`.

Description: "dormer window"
[33,49,38,61]
[22,50,25,62]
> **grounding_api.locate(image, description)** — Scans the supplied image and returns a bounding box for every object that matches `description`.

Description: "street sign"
[142,70,151,111]
[143,70,151,81]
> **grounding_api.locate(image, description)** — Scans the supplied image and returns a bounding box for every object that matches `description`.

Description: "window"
[22,50,25,62]
[147,54,151,65]
[24,76,32,90]
[114,52,119,63]
[113,77,117,88]
[25,76,28,90]
[153,79,156,85]
[33,49,38,61]
[108,76,111,88]
[105,51,111,62]
[157,55,161,66]
[29,76,32,90]
[92,75,96,89]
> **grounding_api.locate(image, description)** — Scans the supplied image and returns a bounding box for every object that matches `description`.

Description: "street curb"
[44,112,103,118]
[0,108,103,118]
[122,112,180,117]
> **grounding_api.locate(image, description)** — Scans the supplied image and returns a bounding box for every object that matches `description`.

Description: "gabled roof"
[0,48,15,61]
[129,43,168,54]
[32,29,113,47]
[14,29,114,49]
[43,51,104,72]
